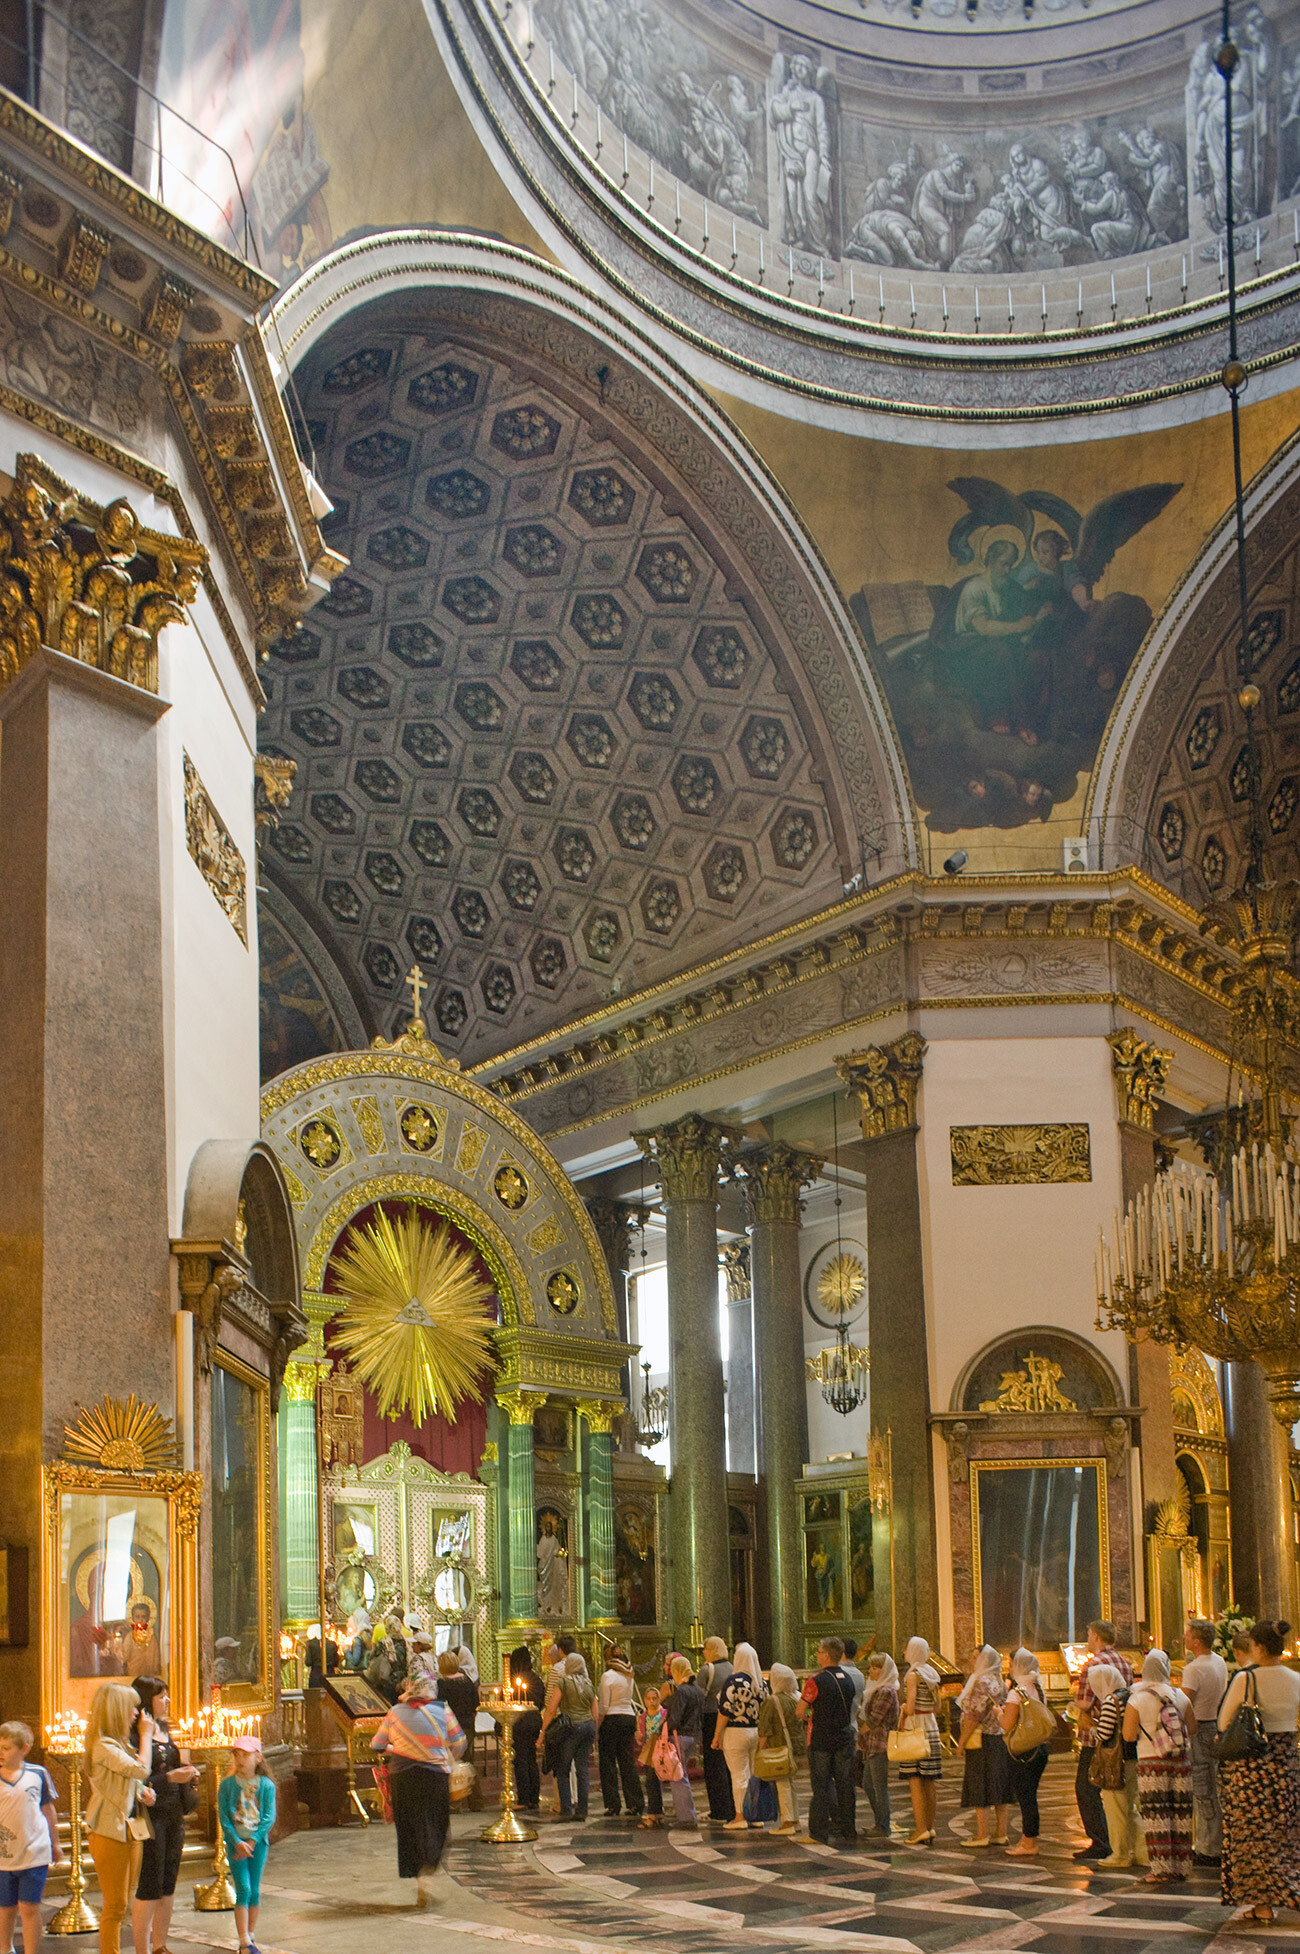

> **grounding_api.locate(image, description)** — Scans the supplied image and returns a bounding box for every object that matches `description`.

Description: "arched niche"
[175,1138,305,1401]
[1088,426,1300,883]
[952,1326,1126,1417]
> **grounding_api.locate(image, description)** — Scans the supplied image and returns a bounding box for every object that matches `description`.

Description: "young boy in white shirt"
[0,1721,62,1953]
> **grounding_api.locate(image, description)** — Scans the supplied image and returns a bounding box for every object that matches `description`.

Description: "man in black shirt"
[799,1636,857,1844]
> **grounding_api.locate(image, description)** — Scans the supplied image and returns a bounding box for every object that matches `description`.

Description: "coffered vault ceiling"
[259,305,862,1064]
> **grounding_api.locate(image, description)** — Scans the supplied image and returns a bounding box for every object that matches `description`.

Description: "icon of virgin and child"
[854,475,1180,831]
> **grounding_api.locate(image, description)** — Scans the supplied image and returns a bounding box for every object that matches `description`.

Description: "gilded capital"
[738,1142,823,1225]
[634,1112,736,1204]
[0,455,205,698]
[576,1398,620,1435]
[499,1390,548,1427]
[281,1361,320,1405]
[1107,1027,1172,1130]
[837,1032,927,1139]
[584,1196,646,1274]
[720,1240,751,1302]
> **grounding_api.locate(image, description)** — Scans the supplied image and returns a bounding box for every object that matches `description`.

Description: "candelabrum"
[176,1703,261,1912]
[479,1680,538,1844]
[1097,1140,1300,1426]
[44,1714,96,1937]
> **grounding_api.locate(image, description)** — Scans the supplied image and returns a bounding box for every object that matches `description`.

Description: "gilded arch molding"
[266,230,918,883]
[259,1041,618,1336]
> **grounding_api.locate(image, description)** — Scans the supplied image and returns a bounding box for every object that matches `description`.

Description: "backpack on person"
[1147,1690,1188,1758]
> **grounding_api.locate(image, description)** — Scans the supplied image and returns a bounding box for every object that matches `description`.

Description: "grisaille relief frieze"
[0,282,165,458]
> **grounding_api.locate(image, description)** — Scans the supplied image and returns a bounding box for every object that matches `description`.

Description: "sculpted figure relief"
[769,49,836,253]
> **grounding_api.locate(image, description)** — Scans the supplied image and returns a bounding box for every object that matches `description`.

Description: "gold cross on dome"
[405,963,427,1022]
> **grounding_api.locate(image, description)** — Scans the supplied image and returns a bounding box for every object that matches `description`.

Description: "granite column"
[742,1144,822,1665]
[636,1115,734,1643]
[838,1036,936,1651]
[1226,1362,1294,1620]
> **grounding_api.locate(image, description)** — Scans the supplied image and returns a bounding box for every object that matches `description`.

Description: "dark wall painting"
[853,475,1180,832]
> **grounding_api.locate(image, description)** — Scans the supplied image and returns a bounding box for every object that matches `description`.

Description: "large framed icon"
[43,1462,201,1724]
[210,1354,274,1710]
[970,1458,1109,1651]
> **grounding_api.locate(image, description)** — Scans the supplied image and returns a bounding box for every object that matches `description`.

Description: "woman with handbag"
[1122,1650,1195,1883]
[540,1651,597,1822]
[1088,1665,1146,1868]
[371,1673,467,1906]
[698,1638,735,1824]
[662,1656,705,1826]
[757,1664,804,1837]
[957,1646,1011,1849]
[858,1655,899,1840]
[1216,1618,1300,1923]
[637,1688,667,1828]
[129,1677,199,1954]
[84,1681,156,1954]
[999,1650,1054,1857]
[896,1637,943,1845]
[713,1644,766,1829]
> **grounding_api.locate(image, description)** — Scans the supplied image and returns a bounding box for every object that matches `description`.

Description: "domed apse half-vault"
[258,273,910,1069]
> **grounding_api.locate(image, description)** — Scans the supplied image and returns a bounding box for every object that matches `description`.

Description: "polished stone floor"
[58,1757,1300,1954]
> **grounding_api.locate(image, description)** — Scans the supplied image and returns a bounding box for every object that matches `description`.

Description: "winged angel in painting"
[854,477,1180,832]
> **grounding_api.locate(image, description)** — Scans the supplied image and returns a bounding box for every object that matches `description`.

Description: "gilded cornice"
[0,101,343,673]
[469,870,1271,1137]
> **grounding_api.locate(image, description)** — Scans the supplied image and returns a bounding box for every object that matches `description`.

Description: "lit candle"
[731,219,737,260]
[648,157,654,206]
[1295,208,1299,247]
[623,132,629,180]
[572,71,578,121]
[703,202,710,243]
[548,43,554,89]
[1146,262,1151,302]
[848,266,855,308]
[1110,272,1116,310]
[675,181,681,224]
[1077,278,1083,317]
[595,104,602,151]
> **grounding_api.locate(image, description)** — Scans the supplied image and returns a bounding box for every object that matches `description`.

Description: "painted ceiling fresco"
[257,322,845,1065]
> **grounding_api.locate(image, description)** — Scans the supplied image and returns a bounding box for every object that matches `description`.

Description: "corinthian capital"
[0,455,205,698]
[720,1240,751,1302]
[738,1141,823,1225]
[634,1112,737,1204]
[584,1196,647,1274]
[837,1032,927,1138]
[1107,1027,1172,1130]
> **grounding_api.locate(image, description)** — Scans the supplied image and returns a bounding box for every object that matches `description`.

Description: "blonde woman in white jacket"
[84,1682,155,1954]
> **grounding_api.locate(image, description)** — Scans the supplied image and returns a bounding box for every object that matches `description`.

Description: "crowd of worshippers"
[317,1613,1300,1926]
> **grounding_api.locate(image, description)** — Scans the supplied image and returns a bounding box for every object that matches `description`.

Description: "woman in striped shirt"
[372,1674,467,1906]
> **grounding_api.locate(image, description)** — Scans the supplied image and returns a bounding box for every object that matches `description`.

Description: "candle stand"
[188,1748,236,1911]
[44,1718,97,1937]
[478,1692,537,1844]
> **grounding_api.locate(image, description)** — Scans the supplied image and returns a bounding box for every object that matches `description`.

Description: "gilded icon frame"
[969,1457,1110,1653]
[42,1461,202,1726]
[210,1351,275,1712]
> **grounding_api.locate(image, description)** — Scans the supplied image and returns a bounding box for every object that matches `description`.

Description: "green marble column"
[636,1114,734,1643]
[279,1363,321,1623]
[502,1392,547,1624]
[742,1144,822,1666]
[580,1401,619,1623]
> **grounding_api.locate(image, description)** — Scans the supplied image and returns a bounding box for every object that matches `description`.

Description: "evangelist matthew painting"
[852,475,1180,832]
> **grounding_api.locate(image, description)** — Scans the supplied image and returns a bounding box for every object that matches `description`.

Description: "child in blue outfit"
[217,1735,276,1954]
[0,1720,61,1954]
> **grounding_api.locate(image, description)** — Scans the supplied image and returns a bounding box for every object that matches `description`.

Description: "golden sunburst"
[816,1252,867,1320]
[331,1206,497,1424]
[64,1395,180,1471]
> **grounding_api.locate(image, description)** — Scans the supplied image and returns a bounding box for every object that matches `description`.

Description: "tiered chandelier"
[1096,0,1300,1428]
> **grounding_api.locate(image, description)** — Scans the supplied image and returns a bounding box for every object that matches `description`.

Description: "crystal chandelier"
[806,1338,871,1416]
[1095,2,1300,1428]
[636,1360,668,1448]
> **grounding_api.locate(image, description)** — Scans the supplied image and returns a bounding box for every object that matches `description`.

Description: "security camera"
[943,850,968,875]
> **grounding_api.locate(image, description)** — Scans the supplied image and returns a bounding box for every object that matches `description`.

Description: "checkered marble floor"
[100,1757,1300,1954]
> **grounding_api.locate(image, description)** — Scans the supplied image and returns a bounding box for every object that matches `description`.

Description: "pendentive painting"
[853,476,1181,832]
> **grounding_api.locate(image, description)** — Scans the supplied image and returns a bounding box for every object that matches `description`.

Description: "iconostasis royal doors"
[322,1441,493,1644]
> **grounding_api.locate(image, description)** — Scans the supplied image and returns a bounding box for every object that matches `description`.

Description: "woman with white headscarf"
[899,1637,943,1845]
[713,1642,767,1827]
[957,1645,1011,1847]
[1123,1648,1195,1881]
[757,1663,805,1837]
[858,1654,899,1839]
[1089,1663,1146,1868]
[1000,1650,1049,1856]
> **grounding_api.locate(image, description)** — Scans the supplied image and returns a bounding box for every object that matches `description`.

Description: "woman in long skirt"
[898,1637,943,1846]
[957,1645,1011,1849]
[1122,1650,1195,1883]
[1217,1618,1300,1923]
[372,1676,467,1906]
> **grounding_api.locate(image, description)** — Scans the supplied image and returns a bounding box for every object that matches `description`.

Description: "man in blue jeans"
[800,1636,857,1844]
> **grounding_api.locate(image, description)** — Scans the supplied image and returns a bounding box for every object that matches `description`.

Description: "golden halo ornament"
[331,1204,496,1424]
[63,1395,180,1471]
[816,1252,867,1322]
